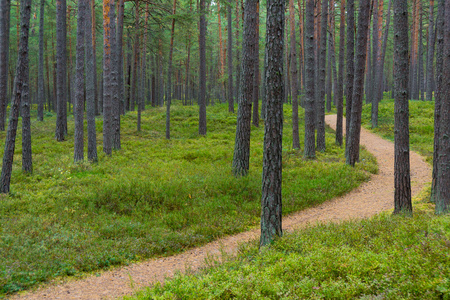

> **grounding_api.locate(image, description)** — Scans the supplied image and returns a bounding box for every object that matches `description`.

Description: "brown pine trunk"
[304,0,315,158]
[252,1,260,127]
[165,0,177,139]
[55,0,67,141]
[335,0,345,146]
[227,2,234,112]
[289,0,299,149]
[0,0,11,130]
[393,0,412,214]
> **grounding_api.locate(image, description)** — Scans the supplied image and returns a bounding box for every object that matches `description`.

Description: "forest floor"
[11,115,431,300]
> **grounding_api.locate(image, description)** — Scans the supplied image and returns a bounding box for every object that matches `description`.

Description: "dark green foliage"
[131,210,450,299]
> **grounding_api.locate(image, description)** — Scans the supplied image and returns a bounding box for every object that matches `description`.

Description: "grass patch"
[130,205,450,299]
[0,102,375,296]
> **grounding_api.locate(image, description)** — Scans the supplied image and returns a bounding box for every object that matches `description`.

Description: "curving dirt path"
[11,115,431,300]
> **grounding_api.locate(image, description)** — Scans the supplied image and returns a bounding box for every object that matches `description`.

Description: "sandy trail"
[11,115,431,299]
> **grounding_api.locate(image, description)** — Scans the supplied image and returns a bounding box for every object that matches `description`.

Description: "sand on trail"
[11,115,431,300]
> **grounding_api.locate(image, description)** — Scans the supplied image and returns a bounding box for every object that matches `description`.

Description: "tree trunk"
[37,0,45,121]
[393,0,412,214]
[260,0,284,248]
[289,0,299,149]
[375,0,392,103]
[232,0,257,176]
[85,0,98,162]
[102,0,115,155]
[418,5,424,101]
[326,0,334,112]
[304,0,315,158]
[131,3,138,112]
[425,0,435,101]
[434,0,448,214]
[345,0,354,155]
[252,1,260,127]
[0,0,10,131]
[227,3,234,112]
[234,0,241,104]
[55,0,67,141]
[335,0,345,146]
[91,0,99,116]
[114,0,124,147]
[165,0,177,139]
[0,0,31,193]
[74,0,86,162]
[346,0,371,166]
[371,0,380,127]
[316,0,328,152]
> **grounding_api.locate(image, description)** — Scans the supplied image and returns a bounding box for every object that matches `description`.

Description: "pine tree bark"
[37,0,45,121]
[316,0,328,152]
[260,0,284,248]
[326,0,334,112]
[393,0,412,214]
[232,0,257,176]
[425,0,435,101]
[199,0,206,133]
[102,0,115,155]
[418,6,424,101]
[227,3,234,112]
[85,0,98,162]
[0,0,10,131]
[114,0,124,147]
[74,0,86,162]
[0,0,32,193]
[335,0,345,146]
[21,35,32,174]
[92,0,99,116]
[371,0,380,127]
[252,1,260,127]
[165,0,177,139]
[345,0,354,155]
[346,0,371,166]
[304,0,315,158]
[289,0,300,149]
[435,0,449,214]
[55,0,67,141]
[375,0,392,103]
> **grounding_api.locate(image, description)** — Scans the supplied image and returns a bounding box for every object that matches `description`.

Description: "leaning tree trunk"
[55,0,67,141]
[74,0,86,162]
[232,0,258,176]
[435,0,449,214]
[335,0,345,146]
[166,0,177,139]
[0,0,32,193]
[85,0,98,162]
[316,0,328,152]
[393,0,412,214]
[304,0,315,159]
[0,0,11,131]
[260,0,284,248]
[345,0,355,156]
[37,0,45,121]
[346,0,371,166]
[289,0,300,149]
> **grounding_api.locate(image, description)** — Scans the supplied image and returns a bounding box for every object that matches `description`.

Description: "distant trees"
[393,0,412,214]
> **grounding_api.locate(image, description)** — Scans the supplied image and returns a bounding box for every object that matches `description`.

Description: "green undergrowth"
[0,101,376,296]
[130,201,450,300]
[362,97,435,163]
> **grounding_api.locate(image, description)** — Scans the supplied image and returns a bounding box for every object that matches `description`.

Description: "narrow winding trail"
[12,115,431,300]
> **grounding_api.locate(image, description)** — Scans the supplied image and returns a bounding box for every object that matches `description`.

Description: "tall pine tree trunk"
[425,0,435,101]
[393,0,412,214]
[0,0,11,131]
[345,0,354,156]
[55,0,67,141]
[227,3,234,112]
[316,0,328,152]
[85,0,98,162]
[74,0,86,162]
[304,0,315,158]
[289,0,299,149]
[260,0,284,248]
[37,0,45,121]
[232,0,257,176]
[166,0,177,139]
[335,0,345,146]
[346,0,371,166]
